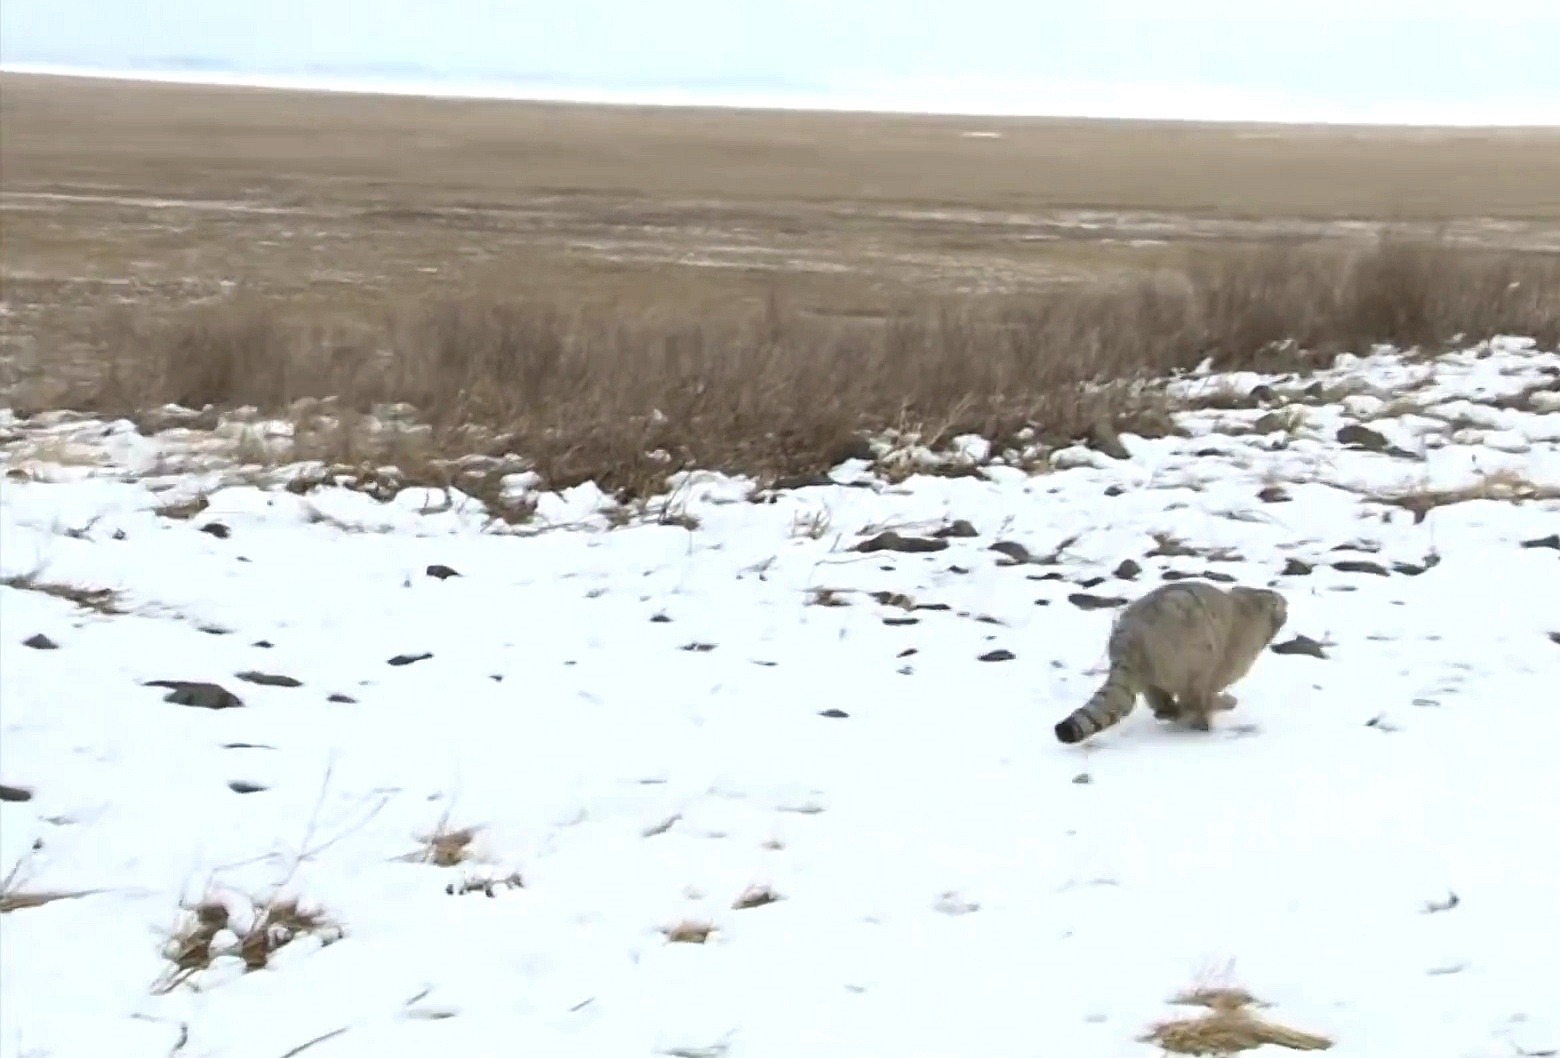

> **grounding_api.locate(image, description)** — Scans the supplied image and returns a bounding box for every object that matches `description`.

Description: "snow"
[2,337,1558,1058]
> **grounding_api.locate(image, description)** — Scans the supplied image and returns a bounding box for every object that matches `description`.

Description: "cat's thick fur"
[1054,581,1288,745]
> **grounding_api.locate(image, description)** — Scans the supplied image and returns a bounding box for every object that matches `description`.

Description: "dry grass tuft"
[155,892,343,994]
[401,812,484,867]
[0,571,125,614]
[0,855,96,914]
[1141,985,1334,1055]
[49,237,1560,497]
[1374,468,1560,523]
[662,919,717,944]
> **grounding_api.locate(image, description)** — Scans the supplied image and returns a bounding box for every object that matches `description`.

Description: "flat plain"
[4,70,1560,341]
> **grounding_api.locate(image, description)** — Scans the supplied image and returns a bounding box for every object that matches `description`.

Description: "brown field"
[3,71,1560,492]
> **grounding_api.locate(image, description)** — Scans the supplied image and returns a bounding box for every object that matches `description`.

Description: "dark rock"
[1082,419,1131,460]
[680,642,717,653]
[1282,558,1314,576]
[387,652,434,666]
[932,519,979,539]
[198,522,231,539]
[1027,571,1065,582]
[1113,559,1142,580]
[853,532,948,554]
[146,680,244,709]
[327,693,358,703]
[426,564,461,580]
[1194,447,1225,458]
[1257,485,1291,503]
[1103,484,1125,497]
[818,708,850,719]
[1161,570,1196,581]
[249,640,274,650]
[199,626,232,635]
[22,633,57,650]
[1271,635,1328,659]
[1069,593,1128,611]
[227,780,268,794]
[1521,534,1560,550]
[1147,537,1199,558]
[914,602,952,612]
[235,670,303,688]
[897,648,918,658]
[1392,561,1428,576]
[988,540,1032,564]
[1076,576,1107,589]
[872,590,915,608]
[1249,384,1278,403]
[771,472,835,491]
[650,612,672,623]
[828,436,877,465]
[1336,424,1390,451]
[1034,598,1051,606]
[0,784,33,803]
[1251,412,1288,434]
[946,564,971,575]
[1200,570,1237,583]
[978,649,1016,662]
[1332,559,1390,576]
[1304,380,1327,397]
[883,617,919,626]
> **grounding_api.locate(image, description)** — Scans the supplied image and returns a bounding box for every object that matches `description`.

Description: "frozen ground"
[2,339,1558,1058]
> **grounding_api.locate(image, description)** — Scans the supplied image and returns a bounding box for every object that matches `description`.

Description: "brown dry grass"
[399,812,483,868]
[0,571,125,614]
[22,237,1560,497]
[4,74,1560,495]
[0,856,96,914]
[154,892,343,993]
[1374,468,1560,523]
[1141,985,1334,1055]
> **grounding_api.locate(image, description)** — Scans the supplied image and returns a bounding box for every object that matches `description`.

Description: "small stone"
[853,532,948,554]
[228,780,268,794]
[1069,593,1128,611]
[1271,635,1328,659]
[22,633,58,650]
[1521,534,1560,550]
[1257,485,1290,503]
[650,613,672,623]
[1336,424,1390,451]
[978,649,1016,662]
[1282,558,1314,576]
[1076,576,1106,589]
[883,616,919,626]
[145,680,244,709]
[680,642,717,653]
[1083,419,1131,460]
[426,564,461,580]
[1113,559,1142,580]
[1251,412,1287,434]
[932,519,979,539]
[1103,484,1125,497]
[198,522,232,539]
[0,784,34,802]
[1071,773,1092,785]
[1332,559,1390,576]
[234,670,303,688]
[818,708,850,719]
[327,693,358,703]
[387,652,434,666]
[989,540,1033,564]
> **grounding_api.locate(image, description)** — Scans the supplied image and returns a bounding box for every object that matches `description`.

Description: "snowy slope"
[2,339,1558,1058]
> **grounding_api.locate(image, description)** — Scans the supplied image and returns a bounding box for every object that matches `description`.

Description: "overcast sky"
[3,0,1557,123]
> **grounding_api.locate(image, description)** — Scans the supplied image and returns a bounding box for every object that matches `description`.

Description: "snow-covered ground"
[2,339,1558,1058]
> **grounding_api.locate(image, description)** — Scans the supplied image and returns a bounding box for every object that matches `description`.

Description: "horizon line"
[4,61,1559,130]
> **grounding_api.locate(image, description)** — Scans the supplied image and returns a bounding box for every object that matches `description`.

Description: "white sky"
[3,1,1558,123]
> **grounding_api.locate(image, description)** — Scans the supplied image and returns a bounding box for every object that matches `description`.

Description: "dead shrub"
[154,892,342,993]
[58,237,1560,495]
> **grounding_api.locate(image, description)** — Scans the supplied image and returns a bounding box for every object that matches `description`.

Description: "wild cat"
[1054,581,1289,745]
